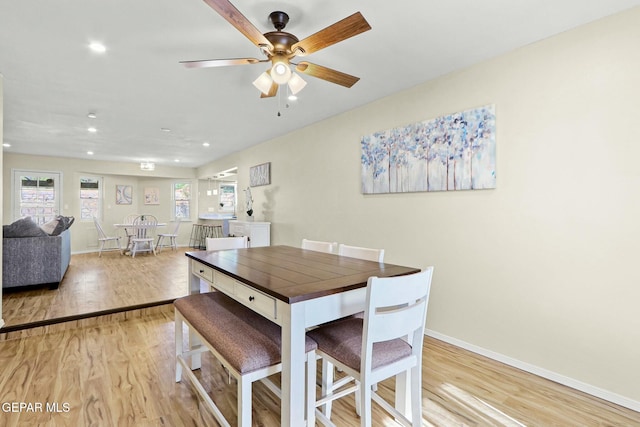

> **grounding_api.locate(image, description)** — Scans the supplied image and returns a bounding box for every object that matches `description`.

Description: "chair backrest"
[361,267,434,374]
[168,219,182,235]
[206,236,249,251]
[338,244,385,262]
[301,238,337,254]
[93,216,108,239]
[123,214,139,224]
[132,215,158,238]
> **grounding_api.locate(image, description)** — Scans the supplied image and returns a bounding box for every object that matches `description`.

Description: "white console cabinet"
[228,220,271,247]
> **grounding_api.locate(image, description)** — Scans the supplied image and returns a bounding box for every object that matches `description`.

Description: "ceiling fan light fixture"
[270,57,292,85]
[253,71,273,94]
[287,72,307,95]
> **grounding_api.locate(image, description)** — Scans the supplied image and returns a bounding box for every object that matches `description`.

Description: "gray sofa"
[2,229,71,290]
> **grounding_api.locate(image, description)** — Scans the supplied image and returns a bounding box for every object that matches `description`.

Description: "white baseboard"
[424,329,640,413]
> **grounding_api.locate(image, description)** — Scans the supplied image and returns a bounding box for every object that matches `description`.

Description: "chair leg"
[238,376,252,427]
[175,313,183,383]
[360,381,372,427]
[321,358,334,418]
[410,366,422,427]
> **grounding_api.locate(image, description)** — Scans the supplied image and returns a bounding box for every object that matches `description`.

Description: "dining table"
[113,222,166,252]
[185,245,420,426]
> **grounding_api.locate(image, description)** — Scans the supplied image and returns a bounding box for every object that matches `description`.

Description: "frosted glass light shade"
[252,71,273,94]
[271,58,292,85]
[287,72,307,95]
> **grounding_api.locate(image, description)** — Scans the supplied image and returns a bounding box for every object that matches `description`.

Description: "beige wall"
[198,8,640,407]
[2,154,198,252]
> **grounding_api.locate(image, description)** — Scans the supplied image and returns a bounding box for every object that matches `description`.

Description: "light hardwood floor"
[1,247,639,426]
[0,306,638,426]
[2,247,191,329]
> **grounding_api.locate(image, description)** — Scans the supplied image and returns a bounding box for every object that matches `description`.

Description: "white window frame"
[172,181,192,220]
[12,169,62,224]
[79,176,103,222]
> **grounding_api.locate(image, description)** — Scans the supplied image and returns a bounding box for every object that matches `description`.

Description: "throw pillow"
[60,215,75,230]
[3,217,48,238]
[40,217,66,236]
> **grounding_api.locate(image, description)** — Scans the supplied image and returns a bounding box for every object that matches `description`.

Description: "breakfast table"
[185,245,420,426]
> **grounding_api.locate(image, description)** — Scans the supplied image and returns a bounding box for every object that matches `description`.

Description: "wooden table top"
[186,245,420,304]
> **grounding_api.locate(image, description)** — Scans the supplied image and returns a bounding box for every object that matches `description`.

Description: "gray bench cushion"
[175,292,317,374]
[307,317,411,371]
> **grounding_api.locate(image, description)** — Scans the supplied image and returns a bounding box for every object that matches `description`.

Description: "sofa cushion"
[40,215,75,236]
[41,217,66,236]
[3,217,48,238]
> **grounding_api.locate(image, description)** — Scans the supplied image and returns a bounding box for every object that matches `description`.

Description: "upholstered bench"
[174,291,317,427]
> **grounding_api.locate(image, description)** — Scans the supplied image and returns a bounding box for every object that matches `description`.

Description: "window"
[219,183,236,213]
[13,170,62,224]
[173,182,192,219]
[80,177,102,221]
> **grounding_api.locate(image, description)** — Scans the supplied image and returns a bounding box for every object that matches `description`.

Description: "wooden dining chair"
[307,267,434,427]
[302,238,338,254]
[122,214,140,250]
[155,219,182,253]
[130,215,158,257]
[93,216,122,257]
[338,244,385,262]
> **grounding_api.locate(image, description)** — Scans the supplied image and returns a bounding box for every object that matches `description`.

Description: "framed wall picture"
[250,162,271,187]
[116,185,133,205]
[144,187,160,205]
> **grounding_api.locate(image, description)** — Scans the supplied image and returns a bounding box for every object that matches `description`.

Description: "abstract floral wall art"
[361,105,496,194]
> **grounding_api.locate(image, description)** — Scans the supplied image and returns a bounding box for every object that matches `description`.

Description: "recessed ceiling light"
[89,42,106,53]
[174,159,180,163]
[88,127,97,133]
[3,143,11,148]
[87,113,97,119]
[87,151,94,155]
[160,128,171,132]
[202,142,210,147]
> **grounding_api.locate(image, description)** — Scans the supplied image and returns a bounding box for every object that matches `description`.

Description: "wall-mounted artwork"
[250,162,271,187]
[115,185,132,205]
[144,187,160,205]
[361,104,496,194]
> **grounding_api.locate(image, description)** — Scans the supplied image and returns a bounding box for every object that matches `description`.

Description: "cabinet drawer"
[213,271,235,294]
[192,260,213,282]
[234,282,277,320]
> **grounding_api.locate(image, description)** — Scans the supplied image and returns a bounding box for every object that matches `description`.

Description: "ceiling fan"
[180,0,371,98]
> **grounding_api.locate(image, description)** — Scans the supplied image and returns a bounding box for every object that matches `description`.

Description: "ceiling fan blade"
[260,81,279,98]
[296,62,360,88]
[202,0,274,51]
[180,58,265,69]
[291,12,371,56]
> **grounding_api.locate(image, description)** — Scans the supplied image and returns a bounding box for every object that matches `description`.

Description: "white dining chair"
[130,215,158,257]
[205,236,249,251]
[302,238,338,254]
[338,244,385,262]
[122,214,140,250]
[156,219,182,253]
[93,216,122,257]
[307,267,434,427]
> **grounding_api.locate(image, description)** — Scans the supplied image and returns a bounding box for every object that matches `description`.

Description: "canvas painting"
[361,104,496,194]
[250,162,271,187]
[144,187,159,205]
[116,185,132,205]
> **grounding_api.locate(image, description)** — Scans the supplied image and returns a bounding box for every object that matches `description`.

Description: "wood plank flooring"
[1,308,638,426]
[1,247,639,425]
[2,248,191,329]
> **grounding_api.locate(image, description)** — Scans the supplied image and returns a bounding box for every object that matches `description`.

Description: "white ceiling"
[1,1,638,169]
